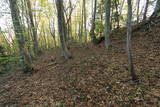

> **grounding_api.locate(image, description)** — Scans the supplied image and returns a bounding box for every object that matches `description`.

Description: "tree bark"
[83,0,87,43]
[154,0,160,13]
[89,0,98,44]
[127,0,138,81]
[9,0,32,72]
[143,0,149,21]
[80,0,84,43]
[64,0,73,41]
[150,0,160,18]
[148,0,160,26]
[55,0,71,59]
[104,0,111,49]
[115,0,120,28]
[27,0,39,54]
[136,0,140,23]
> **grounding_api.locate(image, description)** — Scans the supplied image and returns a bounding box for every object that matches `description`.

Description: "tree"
[55,0,71,59]
[89,0,98,44]
[114,0,120,28]
[127,0,138,81]
[104,0,111,49]
[80,0,84,42]
[9,0,32,72]
[150,0,160,19]
[145,0,160,28]
[27,0,39,54]
[83,0,87,43]
[154,0,160,13]
[136,0,140,23]
[64,0,74,40]
[79,0,87,43]
[143,0,149,21]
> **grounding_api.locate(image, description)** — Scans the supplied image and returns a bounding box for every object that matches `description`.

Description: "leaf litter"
[0,26,160,106]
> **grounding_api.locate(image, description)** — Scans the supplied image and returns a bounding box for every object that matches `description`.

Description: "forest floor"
[0,25,160,107]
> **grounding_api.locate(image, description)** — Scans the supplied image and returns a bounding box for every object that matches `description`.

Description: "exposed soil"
[0,25,160,107]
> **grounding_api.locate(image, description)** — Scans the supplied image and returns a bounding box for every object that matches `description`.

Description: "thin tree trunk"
[78,21,82,42]
[27,0,39,54]
[119,0,125,15]
[89,0,98,44]
[127,0,138,81]
[83,0,87,43]
[136,0,140,23]
[100,0,103,37]
[104,0,111,49]
[115,0,120,28]
[75,9,78,39]
[143,0,149,21]
[80,1,84,43]
[64,0,73,41]
[42,27,48,50]
[69,0,73,40]
[51,25,57,47]
[111,5,114,30]
[47,17,57,47]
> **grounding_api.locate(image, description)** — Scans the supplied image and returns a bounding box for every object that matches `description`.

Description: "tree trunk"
[80,1,84,43]
[9,0,32,72]
[119,0,125,15]
[115,0,120,28]
[78,21,82,42]
[48,18,57,47]
[154,0,160,13]
[127,0,138,81]
[83,0,87,43]
[136,0,160,31]
[143,0,149,21]
[27,0,39,54]
[100,0,103,37]
[89,0,98,44]
[150,0,160,18]
[55,0,71,59]
[65,0,73,41]
[104,0,111,49]
[136,0,140,23]
[148,0,160,26]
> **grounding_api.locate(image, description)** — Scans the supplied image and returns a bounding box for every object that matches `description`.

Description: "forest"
[0,0,160,106]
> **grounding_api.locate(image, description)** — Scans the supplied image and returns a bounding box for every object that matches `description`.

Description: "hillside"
[0,25,160,106]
